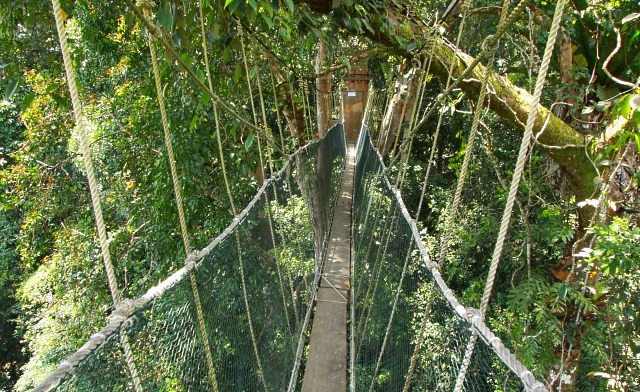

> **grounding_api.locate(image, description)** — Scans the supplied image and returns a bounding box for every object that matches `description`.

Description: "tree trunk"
[315,40,332,138]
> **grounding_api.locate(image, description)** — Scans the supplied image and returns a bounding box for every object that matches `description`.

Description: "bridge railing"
[35,124,346,392]
[351,127,546,391]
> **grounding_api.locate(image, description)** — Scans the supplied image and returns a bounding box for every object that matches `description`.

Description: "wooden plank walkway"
[301,143,355,392]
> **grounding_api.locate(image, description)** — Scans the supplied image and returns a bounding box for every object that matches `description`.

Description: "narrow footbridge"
[34,124,545,392]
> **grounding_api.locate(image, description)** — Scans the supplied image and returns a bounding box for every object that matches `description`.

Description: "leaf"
[189,114,199,131]
[4,78,20,101]
[332,0,341,8]
[21,92,34,111]
[196,69,206,83]
[622,13,640,24]
[157,2,172,30]
[244,133,255,150]
[284,0,294,13]
[51,93,70,108]
[248,0,257,12]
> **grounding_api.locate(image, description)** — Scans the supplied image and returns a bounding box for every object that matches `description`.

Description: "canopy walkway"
[31,0,574,389]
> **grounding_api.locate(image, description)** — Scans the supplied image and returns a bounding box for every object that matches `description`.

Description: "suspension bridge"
[28,0,572,389]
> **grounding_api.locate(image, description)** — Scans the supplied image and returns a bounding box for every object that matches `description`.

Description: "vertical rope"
[51,2,143,390]
[239,25,294,340]
[222,21,269,392]
[454,0,567,389]
[139,2,219,389]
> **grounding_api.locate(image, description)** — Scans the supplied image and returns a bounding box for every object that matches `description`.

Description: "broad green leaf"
[4,79,20,101]
[157,2,172,30]
[284,0,294,13]
[21,92,35,111]
[245,133,255,150]
[51,93,70,108]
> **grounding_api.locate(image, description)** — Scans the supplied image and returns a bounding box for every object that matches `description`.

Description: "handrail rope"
[368,4,473,386]
[140,1,218,389]
[387,0,531,171]
[239,24,294,340]
[358,128,546,391]
[34,125,342,392]
[50,2,143,391]
[374,12,463,383]
[454,0,567,390]
[122,0,284,156]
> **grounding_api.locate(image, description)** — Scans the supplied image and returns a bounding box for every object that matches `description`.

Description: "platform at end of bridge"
[301,142,355,392]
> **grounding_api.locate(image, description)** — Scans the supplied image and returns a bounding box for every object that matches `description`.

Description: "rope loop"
[481,34,499,53]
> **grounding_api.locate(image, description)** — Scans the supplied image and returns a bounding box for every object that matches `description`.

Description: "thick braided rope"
[52,0,120,310]
[455,0,567,389]
[140,2,219,389]
[50,3,144,391]
[446,0,510,388]
[387,0,530,171]
[484,0,567,334]
[438,0,509,269]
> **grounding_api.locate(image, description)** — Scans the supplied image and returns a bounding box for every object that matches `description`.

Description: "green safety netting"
[351,128,545,391]
[36,124,346,392]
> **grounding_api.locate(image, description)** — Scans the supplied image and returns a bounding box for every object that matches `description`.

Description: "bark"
[315,40,332,138]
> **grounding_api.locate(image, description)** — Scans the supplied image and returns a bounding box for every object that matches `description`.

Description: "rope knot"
[465,306,483,322]
[481,35,499,53]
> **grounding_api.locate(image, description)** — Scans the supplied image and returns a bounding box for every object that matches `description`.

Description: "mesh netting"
[352,128,543,391]
[38,124,346,392]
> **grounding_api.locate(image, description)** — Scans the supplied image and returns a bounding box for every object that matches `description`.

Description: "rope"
[140,1,218,389]
[50,2,143,391]
[454,0,567,389]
